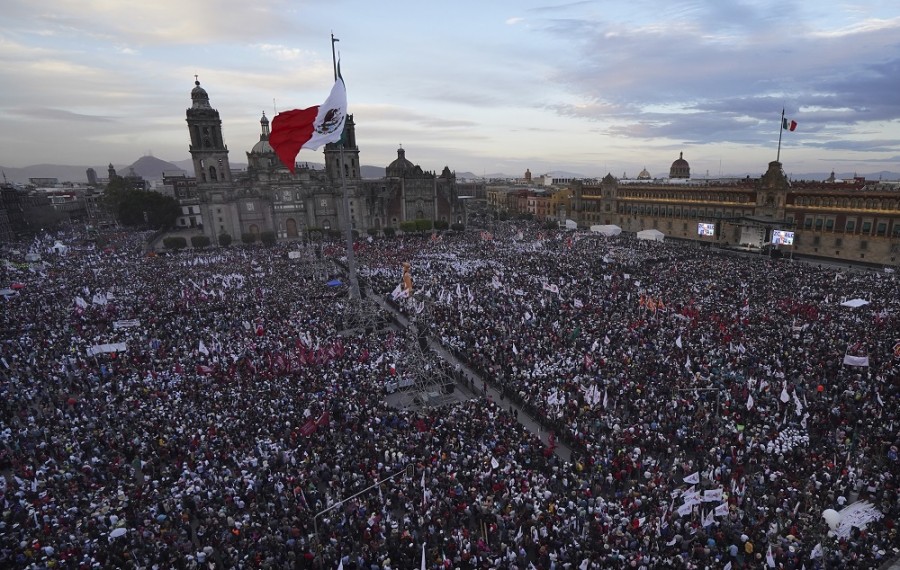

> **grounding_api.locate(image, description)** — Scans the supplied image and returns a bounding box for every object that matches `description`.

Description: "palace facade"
[570,157,900,266]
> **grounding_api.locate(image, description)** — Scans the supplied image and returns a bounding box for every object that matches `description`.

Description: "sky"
[1,0,900,179]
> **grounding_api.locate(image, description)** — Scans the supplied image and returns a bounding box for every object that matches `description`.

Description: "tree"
[107,186,180,230]
[451,223,465,232]
[434,220,450,230]
[163,236,187,250]
[191,235,211,248]
[260,230,277,246]
[241,232,257,244]
[218,233,232,247]
[382,227,396,238]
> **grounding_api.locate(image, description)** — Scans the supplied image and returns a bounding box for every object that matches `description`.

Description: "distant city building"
[28,177,59,187]
[86,168,98,185]
[106,164,148,191]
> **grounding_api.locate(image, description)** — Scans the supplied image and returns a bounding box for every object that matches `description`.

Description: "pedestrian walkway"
[367,289,574,463]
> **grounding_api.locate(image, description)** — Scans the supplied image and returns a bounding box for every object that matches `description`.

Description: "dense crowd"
[0,224,897,569]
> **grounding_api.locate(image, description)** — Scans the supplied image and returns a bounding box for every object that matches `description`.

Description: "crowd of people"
[0,223,897,569]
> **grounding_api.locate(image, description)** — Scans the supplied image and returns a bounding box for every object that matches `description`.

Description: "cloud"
[254,43,311,62]
[16,0,301,46]
[12,107,115,122]
[506,17,524,25]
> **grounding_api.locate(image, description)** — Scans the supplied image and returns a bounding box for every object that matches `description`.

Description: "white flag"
[766,545,776,568]
[683,472,700,485]
[724,562,732,570]
[198,340,209,356]
[714,502,729,517]
[675,335,683,349]
[421,543,426,570]
[810,543,823,559]
[512,343,518,355]
[780,383,790,403]
[747,393,754,410]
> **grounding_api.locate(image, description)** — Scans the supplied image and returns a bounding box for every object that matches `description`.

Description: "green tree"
[218,233,232,247]
[241,232,257,244]
[382,227,396,238]
[163,236,187,250]
[260,230,277,246]
[434,220,450,230]
[450,223,465,232]
[191,235,211,248]
[108,187,180,229]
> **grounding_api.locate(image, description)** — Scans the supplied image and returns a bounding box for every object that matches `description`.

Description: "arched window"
[209,166,217,182]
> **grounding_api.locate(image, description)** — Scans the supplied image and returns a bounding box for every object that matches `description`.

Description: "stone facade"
[571,160,900,266]
[182,81,460,244]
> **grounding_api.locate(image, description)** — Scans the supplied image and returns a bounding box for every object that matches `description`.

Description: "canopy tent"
[636,229,665,242]
[840,298,869,308]
[564,219,577,230]
[590,224,622,237]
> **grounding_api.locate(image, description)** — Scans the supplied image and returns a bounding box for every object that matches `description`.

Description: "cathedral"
[181,80,460,243]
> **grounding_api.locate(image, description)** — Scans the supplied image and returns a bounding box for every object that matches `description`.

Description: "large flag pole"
[776,108,785,163]
[332,34,361,300]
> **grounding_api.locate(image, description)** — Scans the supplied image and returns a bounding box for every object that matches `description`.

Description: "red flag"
[782,117,797,131]
[316,410,330,427]
[269,73,348,173]
[299,419,317,437]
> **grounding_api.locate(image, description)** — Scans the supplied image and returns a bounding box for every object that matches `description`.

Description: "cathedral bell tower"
[324,114,360,182]
[186,78,232,185]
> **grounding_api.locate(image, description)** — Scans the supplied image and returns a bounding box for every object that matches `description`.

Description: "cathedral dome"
[386,147,415,176]
[637,167,651,180]
[669,152,690,179]
[251,139,273,154]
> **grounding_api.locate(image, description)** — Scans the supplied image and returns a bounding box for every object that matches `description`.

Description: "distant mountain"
[169,159,248,172]
[122,156,184,179]
[360,165,385,178]
[0,163,108,184]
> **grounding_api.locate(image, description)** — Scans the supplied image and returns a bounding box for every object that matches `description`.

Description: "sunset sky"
[2,0,899,179]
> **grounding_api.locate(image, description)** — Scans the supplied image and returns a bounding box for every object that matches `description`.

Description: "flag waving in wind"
[783,116,798,131]
[270,67,347,173]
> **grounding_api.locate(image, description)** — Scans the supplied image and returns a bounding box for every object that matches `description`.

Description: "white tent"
[564,219,577,230]
[590,224,622,237]
[636,229,665,242]
[840,298,869,308]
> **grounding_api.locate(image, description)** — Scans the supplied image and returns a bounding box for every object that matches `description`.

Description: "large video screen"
[697,222,716,236]
[771,229,795,245]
